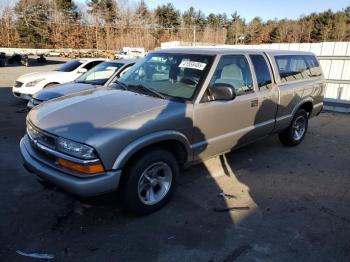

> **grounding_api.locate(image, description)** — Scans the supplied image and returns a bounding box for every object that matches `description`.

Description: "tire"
[120,149,179,215]
[279,109,308,146]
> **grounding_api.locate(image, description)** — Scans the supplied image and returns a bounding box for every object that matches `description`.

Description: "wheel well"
[123,139,188,169]
[299,101,313,116]
[44,82,59,88]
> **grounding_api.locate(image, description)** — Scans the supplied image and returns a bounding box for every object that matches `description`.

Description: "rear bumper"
[311,102,323,118]
[20,135,122,197]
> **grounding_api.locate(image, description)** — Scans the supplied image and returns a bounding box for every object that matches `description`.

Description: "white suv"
[12,58,106,100]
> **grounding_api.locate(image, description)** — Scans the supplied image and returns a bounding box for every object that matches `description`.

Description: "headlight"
[57,137,97,159]
[26,78,45,87]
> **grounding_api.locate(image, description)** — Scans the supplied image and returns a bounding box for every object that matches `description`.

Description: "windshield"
[75,62,124,85]
[56,60,82,72]
[117,53,213,100]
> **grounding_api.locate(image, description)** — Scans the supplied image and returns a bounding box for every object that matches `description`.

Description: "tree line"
[0,0,349,51]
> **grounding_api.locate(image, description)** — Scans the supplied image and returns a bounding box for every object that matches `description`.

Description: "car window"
[107,65,133,84]
[55,60,82,72]
[250,54,273,90]
[75,62,124,85]
[83,61,101,70]
[305,55,322,77]
[118,64,133,77]
[118,53,213,100]
[209,55,253,96]
[275,55,311,82]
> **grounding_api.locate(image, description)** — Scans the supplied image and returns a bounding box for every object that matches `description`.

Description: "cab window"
[305,55,322,77]
[83,61,102,71]
[275,55,311,82]
[250,54,273,90]
[209,55,253,96]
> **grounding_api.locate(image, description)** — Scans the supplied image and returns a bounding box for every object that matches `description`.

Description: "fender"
[275,97,314,132]
[112,130,192,170]
[291,97,313,116]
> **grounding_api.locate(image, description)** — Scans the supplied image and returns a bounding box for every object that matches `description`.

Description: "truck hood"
[28,89,190,143]
[17,71,68,82]
[32,82,98,101]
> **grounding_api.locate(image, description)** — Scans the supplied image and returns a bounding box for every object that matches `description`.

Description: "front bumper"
[20,135,122,197]
[13,90,32,100]
[13,85,43,100]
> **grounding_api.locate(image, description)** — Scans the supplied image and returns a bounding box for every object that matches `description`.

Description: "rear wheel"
[279,109,308,146]
[120,149,179,215]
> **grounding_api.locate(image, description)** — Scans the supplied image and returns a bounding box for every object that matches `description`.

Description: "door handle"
[250,99,258,107]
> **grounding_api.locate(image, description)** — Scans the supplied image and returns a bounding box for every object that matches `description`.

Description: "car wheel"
[120,149,179,215]
[279,109,308,146]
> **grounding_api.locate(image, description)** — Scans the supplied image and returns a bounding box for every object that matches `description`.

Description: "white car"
[12,58,106,100]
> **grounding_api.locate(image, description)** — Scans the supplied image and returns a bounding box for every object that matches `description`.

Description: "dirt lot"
[0,61,349,262]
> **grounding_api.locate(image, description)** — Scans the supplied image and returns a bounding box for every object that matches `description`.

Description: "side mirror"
[208,83,236,101]
[77,68,88,74]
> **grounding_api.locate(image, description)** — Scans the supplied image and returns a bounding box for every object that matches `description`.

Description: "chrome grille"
[27,123,56,149]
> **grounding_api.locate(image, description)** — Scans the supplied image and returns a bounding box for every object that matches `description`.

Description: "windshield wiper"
[128,84,165,99]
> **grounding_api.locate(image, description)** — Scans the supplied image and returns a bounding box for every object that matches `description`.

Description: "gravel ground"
[0,60,349,262]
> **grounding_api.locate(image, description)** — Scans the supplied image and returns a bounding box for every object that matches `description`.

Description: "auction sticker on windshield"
[179,61,207,70]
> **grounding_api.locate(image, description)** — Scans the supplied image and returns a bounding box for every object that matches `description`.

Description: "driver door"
[192,54,261,160]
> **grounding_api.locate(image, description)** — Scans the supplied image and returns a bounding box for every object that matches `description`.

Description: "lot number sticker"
[179,61,207,71]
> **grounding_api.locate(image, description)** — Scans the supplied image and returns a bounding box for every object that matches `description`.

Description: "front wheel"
[120,149,179,215]
[279,109,308,146]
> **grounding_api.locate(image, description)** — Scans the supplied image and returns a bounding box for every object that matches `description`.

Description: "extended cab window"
[250,54,272,90]
[275,55,311,82]
[305,55,322,77]
[209,55,253,96]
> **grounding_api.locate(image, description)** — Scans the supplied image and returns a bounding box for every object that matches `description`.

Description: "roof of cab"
[153,47,315,56]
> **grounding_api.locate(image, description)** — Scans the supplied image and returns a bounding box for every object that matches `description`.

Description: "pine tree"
[14,0,51,48]
[54,0,80,20]
[155,3,180,28]
[226,12,245,44]
[183,7,196,26]
[135,0,151,25]
[87,0,119,25]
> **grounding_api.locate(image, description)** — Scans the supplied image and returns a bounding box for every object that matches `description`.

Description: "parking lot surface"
[0,61,349,261]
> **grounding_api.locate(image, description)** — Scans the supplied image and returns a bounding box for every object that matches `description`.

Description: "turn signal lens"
[58,158,104,174]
